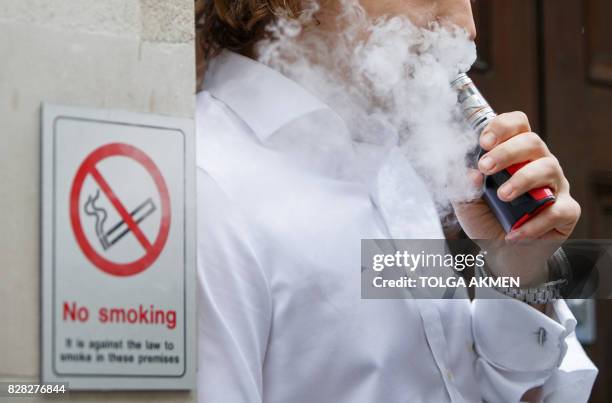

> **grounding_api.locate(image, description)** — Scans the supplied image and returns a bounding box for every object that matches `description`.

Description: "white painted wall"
[0,1,195,401]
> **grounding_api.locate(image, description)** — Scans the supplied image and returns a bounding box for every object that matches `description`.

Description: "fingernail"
[479,156,495,173]
[506,231,521,243]
[481,132,497,149]
[499,183,514,199]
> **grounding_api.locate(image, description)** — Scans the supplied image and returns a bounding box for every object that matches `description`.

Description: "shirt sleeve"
[472,287,598,403]
[197,170,272,403]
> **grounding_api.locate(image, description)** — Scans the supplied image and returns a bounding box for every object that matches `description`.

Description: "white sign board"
[41,104,195,390]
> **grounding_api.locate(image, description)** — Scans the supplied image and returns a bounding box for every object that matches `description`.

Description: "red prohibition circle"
[70,143,171,277]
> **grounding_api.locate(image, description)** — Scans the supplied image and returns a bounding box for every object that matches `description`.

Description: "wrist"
[520,263,550,288]
[483,253,549,288]
[477,248,569,304]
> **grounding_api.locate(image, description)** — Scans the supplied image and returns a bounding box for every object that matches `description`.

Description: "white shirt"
[196,51,597,403]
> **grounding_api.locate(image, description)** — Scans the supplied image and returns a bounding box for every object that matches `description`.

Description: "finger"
[467,168,484,188]
[478,132,550,175]
[505,198,581,241]
[496,157,563,202]
[480,111,531,151]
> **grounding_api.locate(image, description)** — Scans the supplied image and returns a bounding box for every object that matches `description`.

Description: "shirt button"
[446,369,454,382]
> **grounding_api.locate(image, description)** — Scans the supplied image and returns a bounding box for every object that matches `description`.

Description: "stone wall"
[0,1,195,401]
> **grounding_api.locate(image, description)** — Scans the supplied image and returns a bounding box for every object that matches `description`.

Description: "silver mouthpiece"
[451,73,497,135]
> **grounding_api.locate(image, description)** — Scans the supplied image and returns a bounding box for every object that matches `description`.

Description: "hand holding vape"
[451,73,556,234]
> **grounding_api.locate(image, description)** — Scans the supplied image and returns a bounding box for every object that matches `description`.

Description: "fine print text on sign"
[41,104,195,390]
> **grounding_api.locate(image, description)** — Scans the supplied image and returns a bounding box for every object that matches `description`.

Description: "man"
[194,0,598,401]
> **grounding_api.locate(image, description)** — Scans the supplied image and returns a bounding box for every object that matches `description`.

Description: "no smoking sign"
[70,143,171,276]
[41,105,195,390]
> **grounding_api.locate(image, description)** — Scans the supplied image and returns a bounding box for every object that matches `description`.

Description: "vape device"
[451,73,556,233]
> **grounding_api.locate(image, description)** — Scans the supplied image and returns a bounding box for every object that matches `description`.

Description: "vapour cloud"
[256,0,482,234]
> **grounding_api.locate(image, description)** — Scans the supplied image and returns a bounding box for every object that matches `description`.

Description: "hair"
[195,0,302,88]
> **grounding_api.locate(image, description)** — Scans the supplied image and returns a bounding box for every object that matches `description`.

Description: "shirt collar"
[203,50,330,141]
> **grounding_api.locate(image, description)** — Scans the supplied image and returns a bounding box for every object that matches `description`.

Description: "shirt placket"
[415,299,465,403]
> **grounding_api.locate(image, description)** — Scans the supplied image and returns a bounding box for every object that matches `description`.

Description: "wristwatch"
[477,248,570,304]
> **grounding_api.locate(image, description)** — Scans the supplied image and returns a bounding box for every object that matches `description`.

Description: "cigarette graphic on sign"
[84,189,157,250]
[70,143,171,277]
